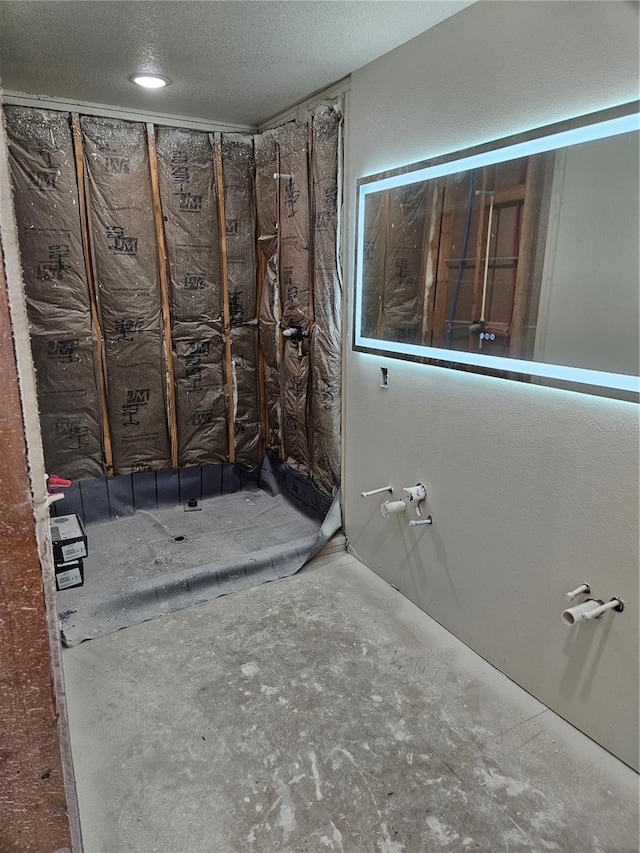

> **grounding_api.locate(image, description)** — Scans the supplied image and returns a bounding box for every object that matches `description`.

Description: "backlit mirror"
[354,103,640,399]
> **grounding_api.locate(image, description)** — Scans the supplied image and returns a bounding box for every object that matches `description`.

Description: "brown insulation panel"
[230,325,261,465]
[30,334,104,478]
[255,129,281,450]
[278,122,312,473]
[155,126,228,465]
[361,189,386,339]
[173,321,228,466]
[380,184,429,343]
[310,105,342,495]
[4,106,104,478]
[6,105,343,490]
[221,133,260,467]
[81,116,171,473]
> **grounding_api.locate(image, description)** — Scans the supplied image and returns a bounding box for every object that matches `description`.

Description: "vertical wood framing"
[420,181,444,345]
[256,244,269,456]
[469,167,489,348]
[252,139,269,457]
[0,222,78,853]
[71,113,113,475]
[307,120,315,329]
[213,132,237,463]
[275,142,286,462]
[146,123,179,468]
[509,156,545,357]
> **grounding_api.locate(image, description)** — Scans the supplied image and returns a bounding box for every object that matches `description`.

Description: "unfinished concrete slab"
[63,553,639,853]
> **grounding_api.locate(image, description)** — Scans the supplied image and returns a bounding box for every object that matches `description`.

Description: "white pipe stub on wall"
[361,486,393,498]
[562,597,624,626]
[409,517,433,527]
[582,597,624,621]
[565,583,591,601]
[380,500,407,517]
[403,483,427,517]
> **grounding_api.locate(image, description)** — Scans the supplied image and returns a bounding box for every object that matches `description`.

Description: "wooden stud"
[469,167,489,349]
[307,119,315,330]
[509,156,546,358]
[493,183,526,206]
[146,123,179,469]
[213,132,237,464]
[421,181,444,345]
[256,247,269,456]
[70,114,113,475]
[275,142,286,463]
[252,145,269,457]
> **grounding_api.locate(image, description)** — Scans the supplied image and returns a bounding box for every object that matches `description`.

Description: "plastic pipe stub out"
[565,582,591,601]
[381,500,407,517]
[403,484,427,502]
[562,596,625,625]
[562,599,603,625]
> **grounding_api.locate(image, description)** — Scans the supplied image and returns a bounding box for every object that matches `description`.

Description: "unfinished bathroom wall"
[310,105,342,495]
[255,109,343,494]
[255,128,282,451]
[345,1,639,769]
[0,225,75,853]
[5,104,343,497]
[5,106,105,479]
[278,122,313,474]
[221,133,261,468]
[81,116,171,474]
[155,126,228,466]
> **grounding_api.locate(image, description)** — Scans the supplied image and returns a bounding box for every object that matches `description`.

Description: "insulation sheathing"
[172,321,227,466]
[155,127,228,465]
[221,133,260,468]
[4,106,104,478]
[380,184,429,343]
[278,122,312,473]
[254,129,281,449]
[361,189,386,338]
[309,105,342,495]
[81,116,170,473]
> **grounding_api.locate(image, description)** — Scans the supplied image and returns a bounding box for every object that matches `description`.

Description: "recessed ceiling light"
[130,74,170,89]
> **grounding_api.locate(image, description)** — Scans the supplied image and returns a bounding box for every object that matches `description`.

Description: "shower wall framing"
[4,103,342,496]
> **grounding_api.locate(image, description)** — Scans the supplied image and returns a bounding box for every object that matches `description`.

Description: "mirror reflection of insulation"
[355,106,640,396]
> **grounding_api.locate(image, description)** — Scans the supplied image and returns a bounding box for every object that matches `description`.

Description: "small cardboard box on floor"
[55,559,85,590]
[50,514,87,590]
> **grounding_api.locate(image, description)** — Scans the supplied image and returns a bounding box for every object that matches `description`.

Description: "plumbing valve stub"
[403,483,427,516]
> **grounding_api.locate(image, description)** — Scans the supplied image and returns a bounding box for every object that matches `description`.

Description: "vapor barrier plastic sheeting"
[380,184,429,343]
[58,457,340,646]
[221,133,261,468]
[4,106,104,478]
[155,127,228,465]
[255,129,282,450]
[81,115,171,473]
[173,321,228,466]
[279,122,312,473]
[310,105,342,495]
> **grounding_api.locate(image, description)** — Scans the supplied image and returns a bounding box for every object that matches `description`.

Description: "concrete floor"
[63,551,639,853]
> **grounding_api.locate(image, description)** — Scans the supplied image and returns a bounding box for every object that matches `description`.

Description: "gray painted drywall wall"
[344,1,639,769]
[535,132,640,375]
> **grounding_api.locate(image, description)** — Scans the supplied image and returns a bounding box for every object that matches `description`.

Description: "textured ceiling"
[0,1,472,127]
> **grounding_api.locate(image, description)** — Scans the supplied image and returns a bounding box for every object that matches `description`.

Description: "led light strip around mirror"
[354,107,640,396]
